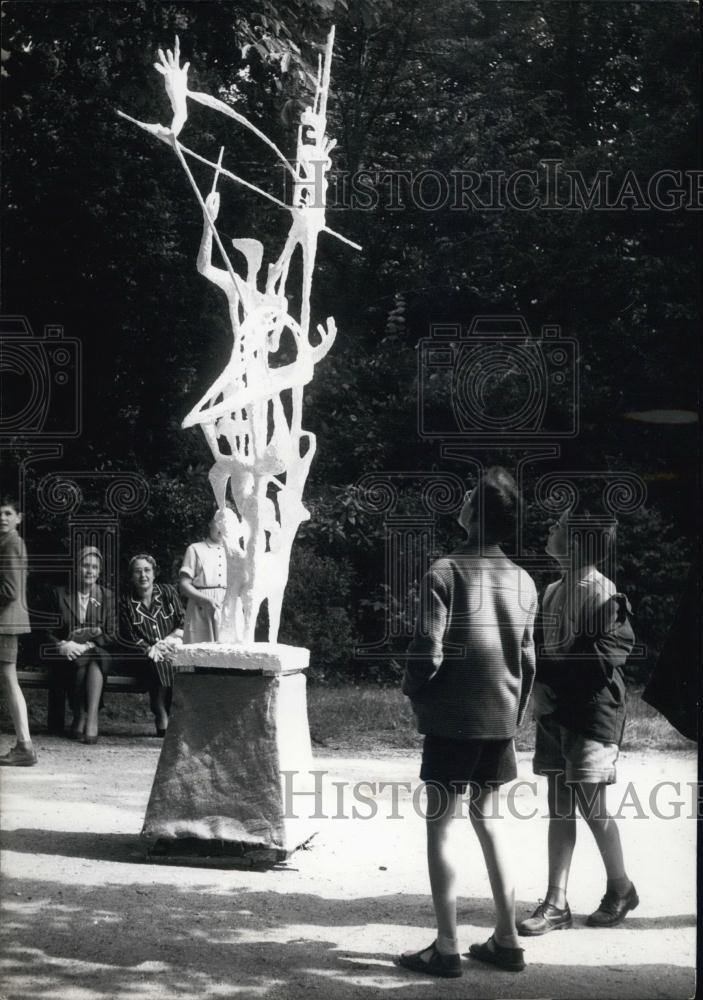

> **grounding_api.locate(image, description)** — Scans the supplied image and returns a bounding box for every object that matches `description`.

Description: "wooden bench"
[17,667,147,733]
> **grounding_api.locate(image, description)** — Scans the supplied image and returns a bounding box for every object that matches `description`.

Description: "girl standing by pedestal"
[179,517,227,643]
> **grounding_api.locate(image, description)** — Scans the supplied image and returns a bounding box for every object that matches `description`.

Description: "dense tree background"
[1,1,698,681]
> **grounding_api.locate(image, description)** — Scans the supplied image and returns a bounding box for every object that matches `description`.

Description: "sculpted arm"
[196,191,233,294]
[153,37,190,137]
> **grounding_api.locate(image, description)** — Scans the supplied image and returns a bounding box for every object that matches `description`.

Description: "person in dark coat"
[518,501,638,938]
[43,546,117,744]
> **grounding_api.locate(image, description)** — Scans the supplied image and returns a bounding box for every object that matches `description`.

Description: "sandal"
[467,934,526,972]
[398,941,462,978]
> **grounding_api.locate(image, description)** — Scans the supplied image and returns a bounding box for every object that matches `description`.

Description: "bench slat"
[17,668,147,732]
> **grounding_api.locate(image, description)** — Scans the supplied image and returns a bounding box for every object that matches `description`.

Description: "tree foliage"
[1,1,697,681]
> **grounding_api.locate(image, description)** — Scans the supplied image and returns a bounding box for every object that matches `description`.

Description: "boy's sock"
[545,885,568,909]
[436,934,459,955]
[606,875,632,896]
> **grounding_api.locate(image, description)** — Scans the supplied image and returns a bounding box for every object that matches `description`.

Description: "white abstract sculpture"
[119,30,359,646]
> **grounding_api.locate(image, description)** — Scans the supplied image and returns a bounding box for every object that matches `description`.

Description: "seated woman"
[44,545,116,744]
[119,553,184,736]
[179,515,226,643]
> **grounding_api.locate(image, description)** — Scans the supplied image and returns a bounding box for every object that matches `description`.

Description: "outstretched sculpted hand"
[154,36,190,137]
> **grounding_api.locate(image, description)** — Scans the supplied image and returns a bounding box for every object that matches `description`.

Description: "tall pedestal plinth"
[141,644,318,856]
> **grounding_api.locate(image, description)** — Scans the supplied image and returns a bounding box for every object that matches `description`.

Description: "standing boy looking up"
[398,467,537,978]
[518,499,637,936]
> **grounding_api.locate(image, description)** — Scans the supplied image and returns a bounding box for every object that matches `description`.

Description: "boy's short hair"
[471,466,519,542]
[0,494,21,512]
[567,496,617,566]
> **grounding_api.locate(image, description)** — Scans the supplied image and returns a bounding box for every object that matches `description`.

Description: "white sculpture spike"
[118,29,359,645]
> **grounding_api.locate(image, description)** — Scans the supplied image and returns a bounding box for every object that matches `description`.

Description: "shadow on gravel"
[600,913,697,930]
[1,873,696,1000]
[2,828,697,935]
[1,829,143,864]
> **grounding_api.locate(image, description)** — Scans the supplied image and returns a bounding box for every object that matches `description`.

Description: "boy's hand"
[532,680,558,717]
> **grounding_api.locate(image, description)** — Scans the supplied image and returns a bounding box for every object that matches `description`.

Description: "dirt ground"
[0,729,697,1000]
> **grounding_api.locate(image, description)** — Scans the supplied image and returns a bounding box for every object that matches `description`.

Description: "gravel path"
[0,733,696,1000]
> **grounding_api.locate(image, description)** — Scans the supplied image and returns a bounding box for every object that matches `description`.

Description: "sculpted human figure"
[119,28,358,647]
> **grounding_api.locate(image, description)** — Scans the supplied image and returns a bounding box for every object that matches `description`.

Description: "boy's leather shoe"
[587,884,639,927]
[398,942,462,978]
[518,900,572,936]
[0,744,38,767]
[467,935,526,972]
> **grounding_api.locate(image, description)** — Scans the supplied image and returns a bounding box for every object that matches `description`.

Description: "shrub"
[280,545,355,683]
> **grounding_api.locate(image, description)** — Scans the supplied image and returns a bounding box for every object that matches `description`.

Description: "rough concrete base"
[141,664,318,853]
[172,642,310,674]
[145,837,295,868]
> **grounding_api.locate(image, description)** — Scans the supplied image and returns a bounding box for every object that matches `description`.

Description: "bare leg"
[545,771,577,908]
[425,784,460,954]
[469,785,519,947]
[575,782,627,881]
[84,660,104,739]
[0,659,32,744]
[72,661,88,733]
[400,782,461,964]
[150,685,169,731]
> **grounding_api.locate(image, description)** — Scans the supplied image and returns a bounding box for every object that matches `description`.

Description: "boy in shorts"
[0,494,36,766]
[518,500,637,936]
[398,468,537,978]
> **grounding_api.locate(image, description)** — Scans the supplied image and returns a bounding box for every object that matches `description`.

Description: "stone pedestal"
[141,645,319,856]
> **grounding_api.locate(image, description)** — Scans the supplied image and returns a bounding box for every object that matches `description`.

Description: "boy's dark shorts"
[420,734,517,792]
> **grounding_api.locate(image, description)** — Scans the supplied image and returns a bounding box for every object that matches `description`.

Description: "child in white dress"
[179,517,227,643]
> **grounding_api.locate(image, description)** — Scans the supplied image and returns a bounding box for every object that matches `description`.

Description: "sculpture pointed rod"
[116,110,292,212]
[321,227,362,252]
[187,89,296,178]
[318,26,335,122]
[172,138,249,302]
[116,110,362,251]
[179,142,362,250]
[211,145,225,194]
[176,140,291,210]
